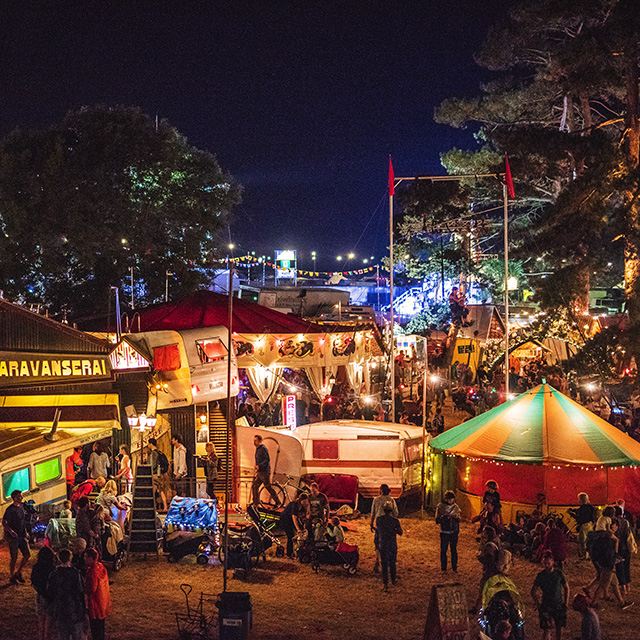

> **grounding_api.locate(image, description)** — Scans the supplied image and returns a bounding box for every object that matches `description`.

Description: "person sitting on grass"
[531,551,570,640]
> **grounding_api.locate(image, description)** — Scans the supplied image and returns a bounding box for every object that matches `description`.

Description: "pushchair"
[480,574,525,640]
[163,496,219,564]
[218,518,273,571]
[101,520,127,572]
[165,530,215,564]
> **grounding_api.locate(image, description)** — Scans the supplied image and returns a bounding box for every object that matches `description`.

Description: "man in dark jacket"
[251,434,280,507]
[374,504,403,591]
[2,490,31,585]
[47,548,87,639]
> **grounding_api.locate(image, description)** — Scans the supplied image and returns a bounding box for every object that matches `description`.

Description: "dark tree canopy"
[0,105,241,318]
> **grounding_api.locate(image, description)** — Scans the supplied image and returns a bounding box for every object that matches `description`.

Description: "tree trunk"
[622,44,640,343]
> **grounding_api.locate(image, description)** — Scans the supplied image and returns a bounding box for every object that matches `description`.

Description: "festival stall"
[127,290,384,401]
[428,384,640,521]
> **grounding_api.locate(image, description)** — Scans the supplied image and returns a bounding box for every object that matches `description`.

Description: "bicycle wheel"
[260,483,286,509]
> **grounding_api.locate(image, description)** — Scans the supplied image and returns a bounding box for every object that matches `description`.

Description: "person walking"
[147,438,169,512]
[370,484,398,573]
[614,506,634,595]
[374,504,403,592]
[2,489,31,585]
[31,546,56,640]
[531,551,570,640]
[251,434,280,507]
[436,490,461,573]
[85,548,111,640]
[171,434,188,497]
[47,548,87,640]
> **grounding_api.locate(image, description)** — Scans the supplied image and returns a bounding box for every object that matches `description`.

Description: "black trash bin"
[217,591,252,640]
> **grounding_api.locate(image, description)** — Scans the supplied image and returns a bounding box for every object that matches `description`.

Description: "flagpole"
[389,186,395,422]
[503,182,509,399]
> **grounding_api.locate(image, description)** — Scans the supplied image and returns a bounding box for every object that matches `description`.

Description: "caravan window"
[153,345,181,371]
[35,457,61,485]
[313,440,339,460]
[196,338,227,364]
[2,467,30,499]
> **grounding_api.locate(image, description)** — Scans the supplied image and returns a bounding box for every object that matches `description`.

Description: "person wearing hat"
[374,503,403,591]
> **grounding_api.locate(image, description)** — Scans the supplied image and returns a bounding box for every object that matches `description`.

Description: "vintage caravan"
[295,420,425,500]
[234,423,304,506]
[127,327,239,410]
[0,425,113,523]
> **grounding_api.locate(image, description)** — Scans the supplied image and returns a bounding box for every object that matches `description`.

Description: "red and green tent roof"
[429,384,640,467]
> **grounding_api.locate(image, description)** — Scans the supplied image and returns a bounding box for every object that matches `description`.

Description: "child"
[572,593,602,640]
[483,480,501,513]
[435,490,461,572]
[85,547,111,640]
[59,500,73,519]
[531,551,569,640]
[325,516,345,545]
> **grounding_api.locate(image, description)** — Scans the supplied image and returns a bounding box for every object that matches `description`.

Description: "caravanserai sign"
[0,351,112,386]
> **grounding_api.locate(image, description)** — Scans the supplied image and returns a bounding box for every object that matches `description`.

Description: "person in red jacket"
[85,548,111,640]
[65,447,83,498]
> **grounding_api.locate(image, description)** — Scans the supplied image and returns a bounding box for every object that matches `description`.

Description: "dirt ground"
[2,513,640,640]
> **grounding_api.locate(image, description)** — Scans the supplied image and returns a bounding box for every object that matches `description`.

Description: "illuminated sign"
[283,394,297,430]
[109,340,150,370]
[0,351,112,386]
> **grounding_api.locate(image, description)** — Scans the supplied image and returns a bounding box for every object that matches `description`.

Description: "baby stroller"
[165,530,215,564]
[101,520,127,572]
[218,516,275,571]
[480,574,525,640]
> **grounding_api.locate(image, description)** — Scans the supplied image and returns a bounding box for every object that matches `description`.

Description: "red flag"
[388,157,395,196]
[505,153,515,198]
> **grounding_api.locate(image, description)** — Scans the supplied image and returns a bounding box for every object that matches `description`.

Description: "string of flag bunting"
[213,254,388,278]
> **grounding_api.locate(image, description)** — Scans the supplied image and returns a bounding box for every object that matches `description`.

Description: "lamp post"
[165,271,173,303]
[312,251,316,273]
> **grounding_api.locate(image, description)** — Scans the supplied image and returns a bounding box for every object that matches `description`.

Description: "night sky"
[2,2,507,271]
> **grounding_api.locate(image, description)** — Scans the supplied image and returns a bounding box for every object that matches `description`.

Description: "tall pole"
[503,184,510,398]
[223,256,234,592]
[421,336,428,518]
[165,270,173,303]
[389,188,395,422]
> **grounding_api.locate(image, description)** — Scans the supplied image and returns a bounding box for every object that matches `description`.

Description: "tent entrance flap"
[0,394,121,430]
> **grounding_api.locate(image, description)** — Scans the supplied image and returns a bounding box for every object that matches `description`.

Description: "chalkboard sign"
[423,583,469,640]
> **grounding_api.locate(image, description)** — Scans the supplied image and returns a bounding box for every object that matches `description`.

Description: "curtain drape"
[305,366,337,400]
[246,366,283,404]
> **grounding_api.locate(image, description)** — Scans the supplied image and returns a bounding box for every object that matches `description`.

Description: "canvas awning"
[429,384,640,467]
[0,394,121,430]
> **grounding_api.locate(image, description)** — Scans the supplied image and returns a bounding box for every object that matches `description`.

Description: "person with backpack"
[435,490,461,573]
[588,521,634,610]
[47,548,87,640]
[374,503,403,592]
[148,437,169,512]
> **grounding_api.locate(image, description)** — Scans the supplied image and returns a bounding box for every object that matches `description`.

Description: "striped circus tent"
[430,384,640,466]
[428,384,640,515]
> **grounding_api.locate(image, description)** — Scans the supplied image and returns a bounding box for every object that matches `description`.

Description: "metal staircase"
[209,406,232,495]
[128,463,160,555]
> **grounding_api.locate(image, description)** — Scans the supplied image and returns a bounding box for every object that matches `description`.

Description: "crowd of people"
[431,481,636,639]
